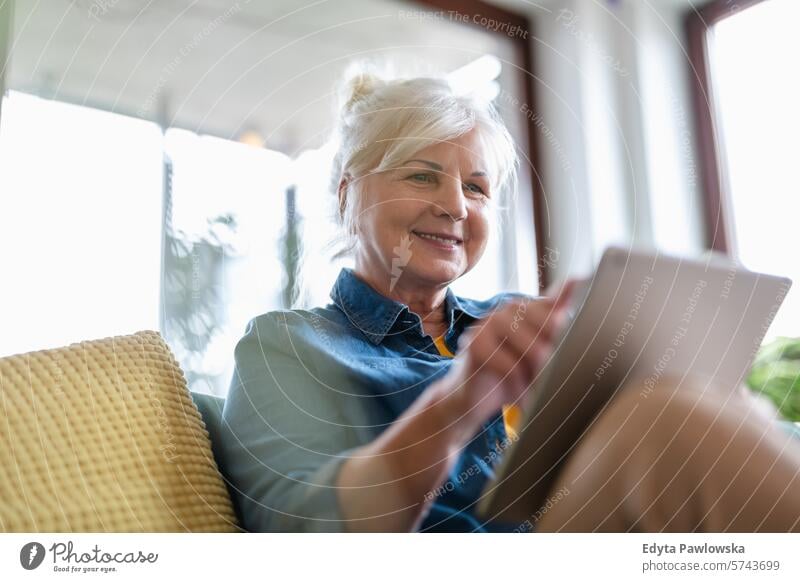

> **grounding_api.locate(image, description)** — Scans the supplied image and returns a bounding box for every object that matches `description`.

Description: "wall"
[523,0,706,283]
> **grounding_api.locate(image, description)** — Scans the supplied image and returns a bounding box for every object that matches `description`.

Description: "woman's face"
[351,129,493,292]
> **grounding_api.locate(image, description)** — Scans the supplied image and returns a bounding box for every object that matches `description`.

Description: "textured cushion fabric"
[0,331,238,532]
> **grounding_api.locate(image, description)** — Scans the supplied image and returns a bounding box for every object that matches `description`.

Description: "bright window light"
[163,129,292,395]
[710,0,800,339]
[446,54,502,98]
[0,91,163,357]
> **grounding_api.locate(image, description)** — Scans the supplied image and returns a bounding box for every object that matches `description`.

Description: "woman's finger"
[492,300,558,347]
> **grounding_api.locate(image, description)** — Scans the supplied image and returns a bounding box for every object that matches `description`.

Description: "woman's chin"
[406,261,464,287]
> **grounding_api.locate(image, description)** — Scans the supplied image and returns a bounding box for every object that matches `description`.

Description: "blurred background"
[0,0,797,396]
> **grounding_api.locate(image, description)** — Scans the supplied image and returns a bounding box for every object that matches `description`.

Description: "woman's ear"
[337,173,351,219]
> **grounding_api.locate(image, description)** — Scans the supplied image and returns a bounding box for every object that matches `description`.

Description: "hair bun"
[340,70,384,115]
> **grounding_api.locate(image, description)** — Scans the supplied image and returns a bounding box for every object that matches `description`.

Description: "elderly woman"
[220,73,800,533]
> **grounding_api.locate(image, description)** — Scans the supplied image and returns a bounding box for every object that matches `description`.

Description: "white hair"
[327,67,519,259]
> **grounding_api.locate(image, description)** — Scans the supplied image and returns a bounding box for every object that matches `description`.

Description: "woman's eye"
[464,183,486,195]
[409,173,435,184]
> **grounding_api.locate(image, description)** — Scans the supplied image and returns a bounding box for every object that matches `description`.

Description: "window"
[687,0,799,339]
[0,91,163,357]
[162,128,293,395]
[0,92,295,395]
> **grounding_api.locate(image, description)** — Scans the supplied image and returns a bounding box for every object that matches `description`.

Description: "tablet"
[476,245,793,525]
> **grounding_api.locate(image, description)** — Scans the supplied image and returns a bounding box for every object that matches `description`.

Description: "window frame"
[684,0,769,254]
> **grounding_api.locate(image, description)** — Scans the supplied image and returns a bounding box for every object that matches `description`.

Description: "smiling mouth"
[411,231,463,246]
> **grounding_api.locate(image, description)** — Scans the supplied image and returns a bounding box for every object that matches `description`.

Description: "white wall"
[520,0,706,283]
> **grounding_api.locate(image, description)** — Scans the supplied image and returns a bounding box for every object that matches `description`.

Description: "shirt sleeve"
[219,313,369,532]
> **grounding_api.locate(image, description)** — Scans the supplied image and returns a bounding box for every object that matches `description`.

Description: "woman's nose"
[432,176,468,221]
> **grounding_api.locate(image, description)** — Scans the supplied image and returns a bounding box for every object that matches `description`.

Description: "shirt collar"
[329,268,490,345]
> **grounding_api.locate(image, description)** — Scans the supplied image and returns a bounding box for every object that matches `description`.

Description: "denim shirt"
[219,267,530,532]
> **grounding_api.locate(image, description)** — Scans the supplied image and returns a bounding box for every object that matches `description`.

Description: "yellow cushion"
[0,330,238,532]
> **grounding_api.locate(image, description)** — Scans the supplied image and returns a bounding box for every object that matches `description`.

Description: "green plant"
[746,337,800,421]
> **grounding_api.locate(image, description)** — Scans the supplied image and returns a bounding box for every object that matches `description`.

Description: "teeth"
[416,232,458,244]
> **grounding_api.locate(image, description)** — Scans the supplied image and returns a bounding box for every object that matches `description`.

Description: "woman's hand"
[435,280,577,433]
[336,280,577,531]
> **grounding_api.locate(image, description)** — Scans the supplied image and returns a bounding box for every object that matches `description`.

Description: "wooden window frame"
[685,0,769,253]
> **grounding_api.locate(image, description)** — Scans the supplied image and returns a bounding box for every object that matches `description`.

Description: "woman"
[220,72,800,533]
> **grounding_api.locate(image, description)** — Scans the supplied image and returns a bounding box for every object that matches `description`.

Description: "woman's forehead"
[404,134,490,169]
